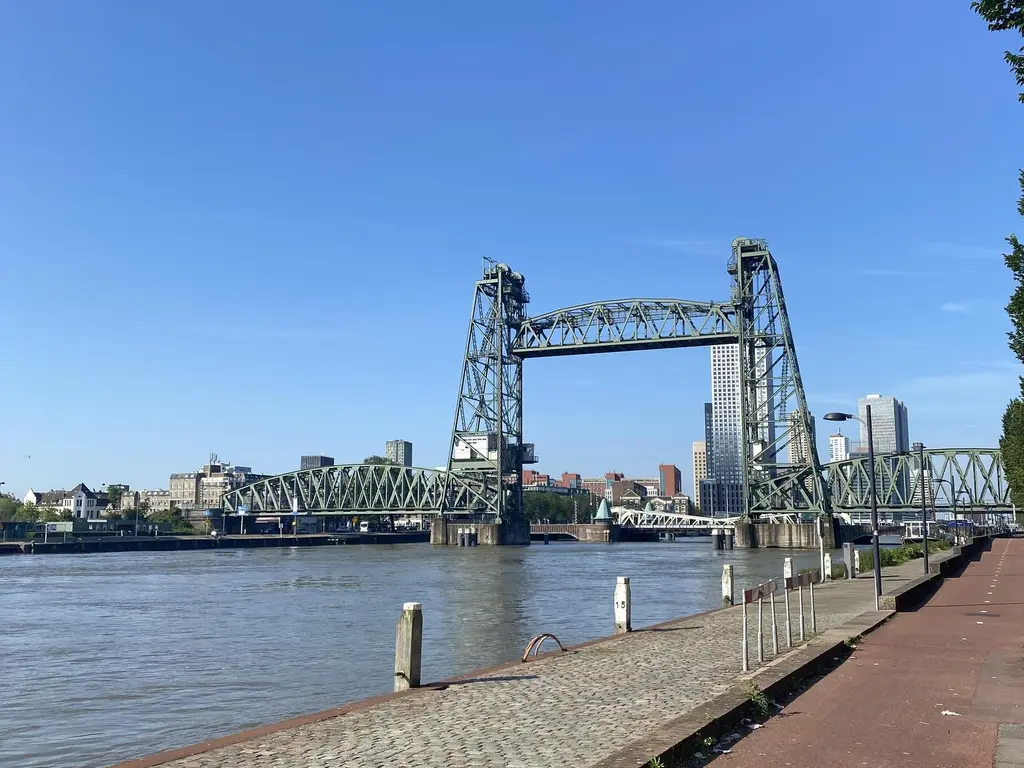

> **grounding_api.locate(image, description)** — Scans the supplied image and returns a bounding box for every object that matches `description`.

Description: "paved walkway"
[710,537,1024,768]
[117,552,947,768]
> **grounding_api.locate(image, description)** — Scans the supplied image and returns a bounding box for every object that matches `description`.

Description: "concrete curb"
[589,609,895,768]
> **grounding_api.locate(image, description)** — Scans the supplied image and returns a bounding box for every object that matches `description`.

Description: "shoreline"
[0,530,430,556]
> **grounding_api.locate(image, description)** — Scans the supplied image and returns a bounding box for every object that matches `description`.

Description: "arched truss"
[221,464,494,515]
[513,299,738,357]
[441,240,827,521]
[823,449,1010,511]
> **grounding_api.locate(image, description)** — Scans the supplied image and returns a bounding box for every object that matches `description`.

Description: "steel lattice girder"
[513,299,738,358]
[823,449,1010,511]
[731,240,827,514]
[221,465,494,515]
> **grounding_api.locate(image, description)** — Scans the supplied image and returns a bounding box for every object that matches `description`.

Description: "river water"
[0,541,830,767]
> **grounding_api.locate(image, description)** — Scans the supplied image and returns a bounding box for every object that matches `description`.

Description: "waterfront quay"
[0,531,428,556]
[111,542,992,768]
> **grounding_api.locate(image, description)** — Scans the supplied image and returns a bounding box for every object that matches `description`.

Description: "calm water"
[0,541,829,768]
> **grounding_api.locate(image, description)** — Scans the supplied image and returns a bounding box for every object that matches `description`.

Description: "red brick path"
[712,537,1024,768]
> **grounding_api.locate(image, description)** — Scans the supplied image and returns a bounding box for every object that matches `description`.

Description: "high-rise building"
[789,409,814,466]
[692,442,707,511]
[709,344,743,514]
[857,394,910,504]
[301,455,335,470]
[858,394,909,454]
[658,464,681,497]
[385,440,413,467]
[828,433,851,463]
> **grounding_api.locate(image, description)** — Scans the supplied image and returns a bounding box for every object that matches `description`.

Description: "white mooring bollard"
[722,564,734,608]
[824,552,833,581]
[614,576,632,634]
[394,602,423,692]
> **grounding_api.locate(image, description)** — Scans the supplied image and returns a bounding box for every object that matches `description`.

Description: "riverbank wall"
[0,531,429,556]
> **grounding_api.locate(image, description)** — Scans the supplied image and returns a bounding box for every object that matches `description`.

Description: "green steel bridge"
[222,448,1012,517]
[222,238,1011,520]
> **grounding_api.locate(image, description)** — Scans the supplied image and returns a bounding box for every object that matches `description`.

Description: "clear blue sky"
[2,1,1022,497]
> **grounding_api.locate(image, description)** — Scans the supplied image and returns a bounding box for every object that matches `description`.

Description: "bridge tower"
[729,238,829,515]
[440,260,532,528]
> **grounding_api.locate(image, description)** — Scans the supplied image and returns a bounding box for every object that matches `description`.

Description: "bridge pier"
[431,517,531,546]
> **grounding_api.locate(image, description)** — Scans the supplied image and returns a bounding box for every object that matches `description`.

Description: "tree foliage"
[972,1,1024,102]
[0,497,65,523]
[147,506,194,532]
[522,492,596,523]
[362,455,397,465]
[975,2,1024,507]
[105,485,125,511]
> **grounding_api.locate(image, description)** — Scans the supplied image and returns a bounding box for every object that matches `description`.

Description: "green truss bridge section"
[221,464,494,516]
[824,448,1010,512]
[222,449,1010,516]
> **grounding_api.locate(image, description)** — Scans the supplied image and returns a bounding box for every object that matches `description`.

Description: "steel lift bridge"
[222,238,1010,522]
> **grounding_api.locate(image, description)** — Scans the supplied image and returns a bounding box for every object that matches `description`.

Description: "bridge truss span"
[823,448,1010,512]
[614,509,799,530]
[221,464,493,516]
[513,299,738,358]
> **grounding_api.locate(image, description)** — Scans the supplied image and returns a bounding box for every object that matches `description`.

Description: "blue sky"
[2,1,1022,497]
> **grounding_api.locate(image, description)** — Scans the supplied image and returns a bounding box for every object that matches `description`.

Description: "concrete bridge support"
[733,518,839,550]
[430,517,531,546]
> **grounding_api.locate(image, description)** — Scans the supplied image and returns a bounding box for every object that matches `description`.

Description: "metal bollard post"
[843,541,855,579]
[741,598,749,672]
[769,580,779,656]
[722,564,734,608]
[854,548,861,576]
[809,581,817,634]
[614,576,632,634]
[783,556,793,581]
[824,552,833,581]
[784,579,793,648]
[394,602,423,691]
[757,592,764,663]
[798,585,806,642]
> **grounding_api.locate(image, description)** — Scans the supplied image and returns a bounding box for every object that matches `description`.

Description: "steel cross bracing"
[824,448,1011,512]
[614,510,799,529]
[730,240,826,514]
[440,238,830,521]
[221,465,492,515]
[513,300,738,358]
[441,261,528,521]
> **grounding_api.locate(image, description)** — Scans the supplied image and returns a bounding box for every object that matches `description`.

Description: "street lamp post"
[913,442,929,575]
[824,409,883,611]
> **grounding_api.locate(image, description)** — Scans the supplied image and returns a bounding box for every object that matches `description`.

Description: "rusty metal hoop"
[521,633,567,662]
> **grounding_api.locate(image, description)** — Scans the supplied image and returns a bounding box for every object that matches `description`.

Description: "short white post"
[722,564,734,608]
[783,557,793,581]
[798,585,806,642]
[741,599,749,672]
[614,576,632,634]
[784,580,793,648]
[854,548,861,575]
[394,602,423,691]
[817,515,826,584]
[824,552,833,581]
[769,581,779,656]
[757,593,764,663]
[809,581,817,634]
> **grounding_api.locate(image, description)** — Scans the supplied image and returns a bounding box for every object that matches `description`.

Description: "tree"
[147,506,194,533]
[362,455,397,465]
[105,485,124,511]
[974,2,1024,508]
[973,1,1024,103]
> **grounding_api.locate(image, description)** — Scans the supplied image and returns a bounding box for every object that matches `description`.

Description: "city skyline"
[1,2,1021,496]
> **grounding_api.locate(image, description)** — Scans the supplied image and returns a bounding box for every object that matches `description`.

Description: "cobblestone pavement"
[138,555,946,768]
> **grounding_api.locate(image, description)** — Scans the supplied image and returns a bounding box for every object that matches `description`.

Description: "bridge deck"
[116,553,961,768]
